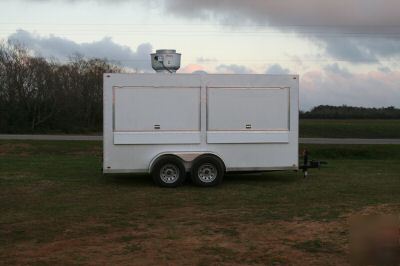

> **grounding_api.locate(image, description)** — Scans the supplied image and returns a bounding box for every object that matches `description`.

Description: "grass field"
[0,141,399,265]
[300,119,400,139]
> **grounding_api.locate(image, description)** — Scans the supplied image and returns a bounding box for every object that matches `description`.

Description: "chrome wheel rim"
[160,164,180,184]
[198,163,217,183]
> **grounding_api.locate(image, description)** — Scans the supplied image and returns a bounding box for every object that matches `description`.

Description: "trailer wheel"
[151,155,186,188]
[191,155,224,187]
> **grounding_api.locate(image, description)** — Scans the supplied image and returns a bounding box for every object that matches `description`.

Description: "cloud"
[301,69,400,110]
[158,0,400,62]
[8,29,153,71]
[160,0,400,26]
[378,66,391,73]
[216,64,253,74]
[323,63,352,78]
[12,0,400,62]
[318,37,377,63]
[180,64,205,73]
[265,64,290,75]
[192,70,208,75]
[312,35,400,63]
[196,57,217,64]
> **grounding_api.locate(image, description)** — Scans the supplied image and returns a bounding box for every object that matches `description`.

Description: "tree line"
[300,105,400,119]
[1,43,400,134]
[0,42,121,133]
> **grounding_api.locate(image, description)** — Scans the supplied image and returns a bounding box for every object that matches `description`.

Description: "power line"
[106,58,396,63]
[1,30,400,38]
[2,29,400,35]
[2,22,400,28]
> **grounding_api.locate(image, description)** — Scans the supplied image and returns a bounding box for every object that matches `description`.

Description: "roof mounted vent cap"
[151,49,181,73]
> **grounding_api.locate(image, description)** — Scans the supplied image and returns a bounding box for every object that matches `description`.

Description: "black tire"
[151,155,186,188]
[191,155,224,187]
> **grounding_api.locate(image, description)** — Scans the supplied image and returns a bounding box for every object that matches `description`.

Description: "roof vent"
[151,49,181,73]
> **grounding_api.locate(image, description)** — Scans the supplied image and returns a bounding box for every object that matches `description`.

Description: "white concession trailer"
[103,50,299,187]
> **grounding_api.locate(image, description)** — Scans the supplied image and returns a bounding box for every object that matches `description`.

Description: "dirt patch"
[0,143,32,156]
[68,146,102,156]
[0,208,352,266]
[2,205,398,265]
[351,204,399,216]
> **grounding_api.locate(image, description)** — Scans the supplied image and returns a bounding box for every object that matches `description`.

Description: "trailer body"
[103,73,299,176]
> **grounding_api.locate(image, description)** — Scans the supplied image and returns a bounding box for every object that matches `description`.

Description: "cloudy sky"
[1,0,400,110]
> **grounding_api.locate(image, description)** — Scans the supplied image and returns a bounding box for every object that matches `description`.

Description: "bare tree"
[0,42,121,133]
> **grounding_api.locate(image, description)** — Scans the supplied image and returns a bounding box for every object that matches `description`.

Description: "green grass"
[300,119,400,139]
[0,140,399,264]
[292,239,340,253]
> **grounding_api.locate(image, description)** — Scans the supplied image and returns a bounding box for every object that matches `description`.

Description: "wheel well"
[148,152,226,173]
[193,153,226,172]
[149,154,184,174]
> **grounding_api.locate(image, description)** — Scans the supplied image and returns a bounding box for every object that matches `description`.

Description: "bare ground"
[0,207,368,266]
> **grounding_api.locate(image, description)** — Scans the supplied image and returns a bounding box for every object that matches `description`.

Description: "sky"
[1,0,400,110]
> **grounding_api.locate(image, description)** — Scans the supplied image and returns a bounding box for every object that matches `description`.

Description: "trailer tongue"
[300,149,328,178]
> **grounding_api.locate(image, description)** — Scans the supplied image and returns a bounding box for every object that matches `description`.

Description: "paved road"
[300,138,400,145]
[1,134,400,144]
[0,134,102,141]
